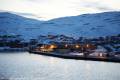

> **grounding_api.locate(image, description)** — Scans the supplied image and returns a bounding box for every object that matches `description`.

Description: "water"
[0,52,120,80]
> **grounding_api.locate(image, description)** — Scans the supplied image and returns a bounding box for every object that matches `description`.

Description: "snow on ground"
[0,11,120,40]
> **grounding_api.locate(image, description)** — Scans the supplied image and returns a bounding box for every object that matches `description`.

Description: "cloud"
[74,0,119,11]
[16,12,35,16]
[0,0,120,20]
[81,1,114,11]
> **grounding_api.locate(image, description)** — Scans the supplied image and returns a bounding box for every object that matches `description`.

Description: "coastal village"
[0,34,120,61]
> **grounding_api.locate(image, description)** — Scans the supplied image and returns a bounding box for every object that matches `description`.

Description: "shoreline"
[29,51,120,63]
[0,48,27,53]
[0,48,120,63]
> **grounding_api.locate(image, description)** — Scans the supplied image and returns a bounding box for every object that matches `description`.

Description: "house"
[89,46,107,57]
[54,44,71,54]
[35,44,57,52]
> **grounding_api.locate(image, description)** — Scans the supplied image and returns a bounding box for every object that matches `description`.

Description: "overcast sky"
[0,0,120,20]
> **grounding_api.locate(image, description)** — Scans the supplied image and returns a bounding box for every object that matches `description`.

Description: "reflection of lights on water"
[84,63,92,80]
[49,57,56,64]
[49,57,69,69]
[86,63,91,70]
[49,56,62,65]
[99,61,106,66]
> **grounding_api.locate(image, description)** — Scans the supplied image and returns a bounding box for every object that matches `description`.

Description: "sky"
[0,0,120,20]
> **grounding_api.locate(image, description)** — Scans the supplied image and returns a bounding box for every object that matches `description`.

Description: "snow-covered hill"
[41,12,120,38]
[0,12,42,35]
[0,11,120,40]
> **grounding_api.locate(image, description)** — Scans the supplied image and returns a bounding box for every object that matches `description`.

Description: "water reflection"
[0,52,120,80]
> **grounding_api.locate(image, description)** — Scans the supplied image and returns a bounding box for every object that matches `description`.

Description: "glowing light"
[50,45,57,49]
[99,53,103,57]
[86,44,90,48]
[40,46,44,49]
[75,45,80,48]
[65,44,68,48]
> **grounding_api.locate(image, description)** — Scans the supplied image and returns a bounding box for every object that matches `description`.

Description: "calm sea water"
[0,52,120,80]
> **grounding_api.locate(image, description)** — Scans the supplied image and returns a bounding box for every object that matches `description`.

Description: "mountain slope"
[0,12,42,35]
[39,12,120,38]
[0,11,120,40]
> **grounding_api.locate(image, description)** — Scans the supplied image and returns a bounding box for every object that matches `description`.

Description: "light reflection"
[0,52,120,80]
[86,63,91,70]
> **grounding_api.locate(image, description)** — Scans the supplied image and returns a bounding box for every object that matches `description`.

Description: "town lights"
[65,44,68,48]
[40,46,44,49]
[50,45,56,49]
[75,44,80,48]
[86,44,90,48]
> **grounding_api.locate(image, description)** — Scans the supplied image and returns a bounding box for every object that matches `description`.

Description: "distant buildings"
[0,34,120,58]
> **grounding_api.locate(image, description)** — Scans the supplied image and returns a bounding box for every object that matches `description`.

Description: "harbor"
[29,46,120,63]
[0,34,120,63]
